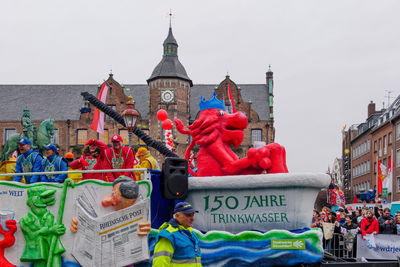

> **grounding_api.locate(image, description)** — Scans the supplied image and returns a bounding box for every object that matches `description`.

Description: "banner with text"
[357,234,400,260]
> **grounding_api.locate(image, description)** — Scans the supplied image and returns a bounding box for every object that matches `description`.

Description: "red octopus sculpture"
[174,93,288,177]
[0,220,17,267]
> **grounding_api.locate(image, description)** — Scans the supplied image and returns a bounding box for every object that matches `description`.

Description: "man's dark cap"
[174,202,198,214]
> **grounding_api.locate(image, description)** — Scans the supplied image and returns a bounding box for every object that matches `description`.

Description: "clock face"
[161,89,174,103]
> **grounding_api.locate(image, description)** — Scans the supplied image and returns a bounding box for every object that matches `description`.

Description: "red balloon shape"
[162,119,173,130]
[157,109,168,121]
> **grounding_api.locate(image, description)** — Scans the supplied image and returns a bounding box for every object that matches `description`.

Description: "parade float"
[0,92,330,267]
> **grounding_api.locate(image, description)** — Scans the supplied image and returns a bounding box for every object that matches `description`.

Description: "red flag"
[91,83,109,134]
[377,160,387,194]
[383,155,393,193]
[227,83,236,113]
[353,195,358,204]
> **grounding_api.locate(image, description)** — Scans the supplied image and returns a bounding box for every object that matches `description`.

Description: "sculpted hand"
[5,220,17,233]
[70,216,78,233]
[138,221,151,237]
[51,224,66,236]
[247,147,272,170]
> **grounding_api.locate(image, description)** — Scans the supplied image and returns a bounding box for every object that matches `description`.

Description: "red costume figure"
[175,93,288,177]
[104,134,135,181]
[70,139,107,181]
[0,220,17,267]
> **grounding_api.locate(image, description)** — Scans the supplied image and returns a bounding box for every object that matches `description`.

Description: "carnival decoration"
[174,93,288,176]
[328,182,346,207]
[0,211,17,267]
[147,227,324,267]
[0,178,152,267]
[20,187,66,266]
[157,109,175,151]
[156,109,168,121]
[82,91,178,158]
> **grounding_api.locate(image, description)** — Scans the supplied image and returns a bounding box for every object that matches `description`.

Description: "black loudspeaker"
[161,157,188,200]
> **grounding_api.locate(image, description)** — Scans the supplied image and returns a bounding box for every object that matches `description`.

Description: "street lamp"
[122,96,139,147]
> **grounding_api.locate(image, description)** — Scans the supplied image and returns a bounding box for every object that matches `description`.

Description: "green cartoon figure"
[19,187,66,267]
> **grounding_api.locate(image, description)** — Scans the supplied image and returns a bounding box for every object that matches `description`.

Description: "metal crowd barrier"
[323,233,357,259]
[0,168,152,182]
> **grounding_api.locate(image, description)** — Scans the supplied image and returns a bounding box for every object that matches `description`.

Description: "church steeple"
[163,27,178,56]
[147,23,192,86]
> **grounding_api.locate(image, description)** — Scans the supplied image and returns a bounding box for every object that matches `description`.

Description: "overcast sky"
[1,0,399,173]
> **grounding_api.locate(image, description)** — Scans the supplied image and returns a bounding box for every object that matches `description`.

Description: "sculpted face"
[220,110,248,149]
[102,183,137,211]
[187,109,247,148]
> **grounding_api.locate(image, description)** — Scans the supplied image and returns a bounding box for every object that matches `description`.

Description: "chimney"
[368,101,376,118]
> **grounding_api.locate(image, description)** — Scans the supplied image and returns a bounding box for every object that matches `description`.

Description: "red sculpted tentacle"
[174,118,191,135]
[185,141,197,177]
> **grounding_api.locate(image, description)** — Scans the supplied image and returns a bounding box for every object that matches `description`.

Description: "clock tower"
[147,24,192,158]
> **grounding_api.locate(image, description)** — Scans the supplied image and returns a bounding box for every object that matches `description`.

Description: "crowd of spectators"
[312,202,399,236]
[312,200,400,257]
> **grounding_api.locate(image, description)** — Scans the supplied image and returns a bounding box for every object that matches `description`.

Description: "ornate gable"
[214,76,260,121]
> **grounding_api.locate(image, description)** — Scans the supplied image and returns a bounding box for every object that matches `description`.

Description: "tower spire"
[169,9,173,28]
[147,17,192,86]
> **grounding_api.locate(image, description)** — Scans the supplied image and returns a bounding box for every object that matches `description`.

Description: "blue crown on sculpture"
[199,92,226,111]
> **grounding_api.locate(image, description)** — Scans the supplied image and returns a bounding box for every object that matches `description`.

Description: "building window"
[106,105,116,120]
[77,129,88,145]
[397,124,400,140]
[50,129,59,145]
[98,129,109,145]
[389,132,393,145]
[4,128,16,143]
[384,135,387,155]
[119,129,129,145]
[374,140,377,152]
[379,138,382,157]
[397,177,400,191]
[397,149,400,167]
[251,129,262,145]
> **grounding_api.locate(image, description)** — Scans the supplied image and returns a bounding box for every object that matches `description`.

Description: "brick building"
[343,97,400,202]
[0,24,275,162]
